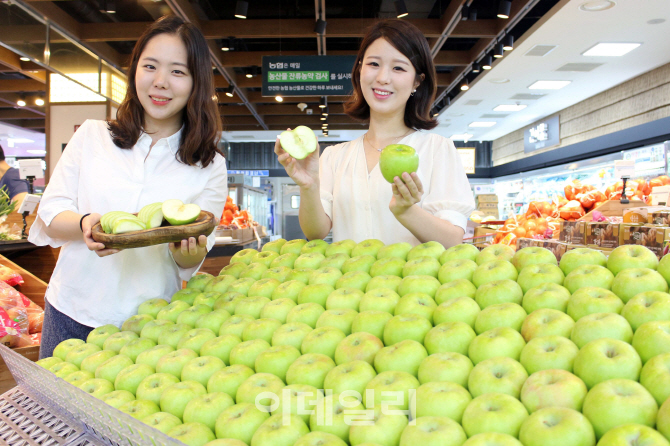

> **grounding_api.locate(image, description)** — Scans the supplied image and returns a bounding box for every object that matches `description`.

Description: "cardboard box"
[650,211,670,226]
[621,224,670,258]
[623,207,649,224]
[586,222,621,249]
[650,185,670,205]
[476,194,499,203]
[559,221,586,245]
[516,238,536,250]
[479,209,499,219]
[536,239,568,261]
[477,202,499,210]
[579,199,647,221]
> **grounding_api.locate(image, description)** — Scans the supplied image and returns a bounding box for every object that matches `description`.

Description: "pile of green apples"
[36,238,670,446]
[101,199,201,234]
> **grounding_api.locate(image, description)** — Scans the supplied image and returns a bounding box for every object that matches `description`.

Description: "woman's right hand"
[274,130,320,189]
[82,213,122,257]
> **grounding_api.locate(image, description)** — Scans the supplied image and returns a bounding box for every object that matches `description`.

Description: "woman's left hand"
[389,172,424,216]
[169,234,208,258]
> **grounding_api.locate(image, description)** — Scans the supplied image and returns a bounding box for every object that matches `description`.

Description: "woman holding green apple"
[275,20,475,248]
[29,16,227,359]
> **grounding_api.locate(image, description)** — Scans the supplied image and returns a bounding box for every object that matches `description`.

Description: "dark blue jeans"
[39,299,95,360]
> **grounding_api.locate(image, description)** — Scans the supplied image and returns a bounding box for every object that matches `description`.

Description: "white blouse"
[319,131,475,246]
[28,120,227,328]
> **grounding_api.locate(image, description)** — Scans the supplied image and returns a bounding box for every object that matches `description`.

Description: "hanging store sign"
[262,55,356,97]
[524,115,560,153]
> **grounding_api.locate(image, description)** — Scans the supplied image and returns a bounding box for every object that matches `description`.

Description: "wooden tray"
[90,211,216,249]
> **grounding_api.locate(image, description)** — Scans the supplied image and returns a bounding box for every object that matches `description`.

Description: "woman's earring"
[411,89,416,96]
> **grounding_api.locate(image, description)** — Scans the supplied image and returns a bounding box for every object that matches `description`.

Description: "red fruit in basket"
[559,201,585,220]
[659,175,670,185]
[564,185,576,201]
[650,179,664,190]
[640,182,651,196]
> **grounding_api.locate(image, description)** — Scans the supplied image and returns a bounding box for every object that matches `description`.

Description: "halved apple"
[138,202,164,229]
[101,211,135,234]
[279,125,317,160]
[112,218,146,234]
[161,199,201,226]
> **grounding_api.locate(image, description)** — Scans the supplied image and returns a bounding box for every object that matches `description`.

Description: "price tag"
[614,160,635,179]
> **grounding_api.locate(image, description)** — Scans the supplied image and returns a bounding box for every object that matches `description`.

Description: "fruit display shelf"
[0,344,186,446]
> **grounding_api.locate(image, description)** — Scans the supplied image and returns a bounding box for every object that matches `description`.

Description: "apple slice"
[161,199,201,226]
[101,211,134,233]
[113,218,146,234]
[107,213,140,233]
[280,125,317,160]
[138,202,164,229]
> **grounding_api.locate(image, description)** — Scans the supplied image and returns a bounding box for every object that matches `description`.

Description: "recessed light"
[582,42,640,57]
[489,78,510,84]
[469,122,497,128]
[579,1,616,12]
[494,104,527,112]
[450,133,474,141]
[19,57,30,62]
[528,80,571,90]
[275,95,283,102]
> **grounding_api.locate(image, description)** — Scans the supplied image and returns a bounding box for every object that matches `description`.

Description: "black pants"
[39,299,96,360]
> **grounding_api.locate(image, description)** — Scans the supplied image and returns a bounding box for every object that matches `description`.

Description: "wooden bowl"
[91,211,216,249]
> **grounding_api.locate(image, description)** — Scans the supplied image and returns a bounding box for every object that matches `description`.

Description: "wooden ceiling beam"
[434,51,472,66]
[452,20,499,38]
[0,109,45,119]
[220,50,356,67]
[255,103,345,115]
[263,115,359,126]
[0,79,46,93]
[219,105,253,116]
[0,47,46,84]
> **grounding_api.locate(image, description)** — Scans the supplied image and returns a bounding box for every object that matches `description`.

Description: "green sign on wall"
[262,55,356,97]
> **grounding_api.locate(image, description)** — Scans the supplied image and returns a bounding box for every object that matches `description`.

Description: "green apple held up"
[162,199,201,226]
[379,143,419,184]
[280,126,318,159]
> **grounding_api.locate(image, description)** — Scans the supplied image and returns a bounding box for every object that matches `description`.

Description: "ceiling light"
[528,80,571,90]
[321,107,328,116]
[460,79,469,91]
[432,109,439,117]
[320,116,326,121]
[469,121,497,128]
[224,85,235,97]
[497,0,512,19]
[494,104,527,112]
[245,68,253,78]
[472,63,480,73]
[19,57,30,62]
[35,98,45,106]
[99,0,116,13]
[451,133,474,141]
[221,38,233,51]
[494,43,504,58]
[582,42,640,57]
[319,97,327,108]
[16,99,26,107]
[235,1,248,19]
[579,1,616,12]
[275,95,283,102]
[482,56,493,70]
[394,0,408,18]
[314,19,327,34]
[461,5,469,21]
[503,35,514,51]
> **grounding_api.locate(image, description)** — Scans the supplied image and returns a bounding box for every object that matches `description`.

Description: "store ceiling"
[0,0,560,137]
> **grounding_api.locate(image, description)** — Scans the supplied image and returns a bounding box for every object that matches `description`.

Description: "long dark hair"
[344,20,437,130]
[108,15,222,167]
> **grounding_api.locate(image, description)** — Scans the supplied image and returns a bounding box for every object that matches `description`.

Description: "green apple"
[326,239,357,257]
[310,392,365,443]
[517,263,565,294]
[632,321,670,364]
[438,259,477,284]
[567,287,624,321]
[112,217,145,234]
[360,288,400,313]
[433,297,480,328]
[271,253,300,269]
[65,343,102,368]
[475,279,524,309]
[410,381,472,422]
[281,239,308,255]
[135,344,175,370]
[280,125,317,159]
[172,288,202,305]
[219,314,255,338]
[204,274,237,294]
[520,335,579,374]
[383,313,432,345]
[140,319,174,343]
[228,277,257,295]
[294,432,347,446]
[262,266,292,282]
[254,345,301,382]
[402,256,441,278]
[294,252,326,270]
[341,255,376,275]
[239,263,269,280]
[118,399,160,420]
[160,380,207,420]
[622,291,670,332]
[301,326,347,359]
[215,402,270,444]
[214,292,245,314]
[658,253,670,289]
[374,339,428,376]
[476,244,515,265]
[235,372,285,410]
[115,363,155,396]
[363,370,419,411]
[369,257,406,277]
[321,253,351,271]
[178,328,217,354]
[119,338,157,363]
[248,278,282,299]
[462,433,523,446]
[423,321,476,356]
[272,384,322,424]
[335,271,372,292]
[394,292,437,323]
[573,339,642,389]
[79,378,115,398]
[323,360,377,397]
[512,247,558,272]
[260,299,296,324]
[607,245,659,276]
[64,370,94,387]
[310,267,344,288]
[182,355,225,387]
[136,372,180,406]
[640,353,670,405]
[183,392,235,431]
[475,303,527,334]
[570,313,633,349]
[235,296,271,319]
[157,300,191,323]
[597,424,669,446]
[102,330,139,353]
[560,248,607,276]
[229,339,271,371]
[472,261,519,288]
[138,298,170,318]
[522,283,571,314]
[351,310,393,340]
[141,411,183,434]
[162,198,200,226]
[100,389,135,408]
[658,395,670,441]
[156,348,199,379]
[349,406,409,446]
[521,308,575,342]
[95,354,133,383]
[440,243,480,264]
[407,241,445,261]
[399,415,467,446]
[435,279,477,305]
[326,288,364,311]
[53,338,86,360]
[186,273,215,291]
[272,322,313,350]
[612,268,668,304]
[468,327,526,365]
[352,239,385,258]
[251,250,280,268]
[365,274,403,293]
[176,304,212,327]
[418,351,473,387]
[520,369,588,413]
[461,393,529,437]
[82,350,123,374]
[272,280,307,302]
[334,332,383,365]
[286,353,336,388]
[298,283,335,307]
[242,318,283,343]
[167,422,215,445]
[286,302,326,328]
[379,143,419,183]
[582,378,658,439]
[397,275,441,297]
[518,407,595,446]
[36,357,62,370]
[231,248,258,265]
[219,262,248,278]
[468,356,528,399]
[251,413,310,446]
[207,364,255,399]
[263,238,287,254]
[195,309,232,333]
[199,334,241,365]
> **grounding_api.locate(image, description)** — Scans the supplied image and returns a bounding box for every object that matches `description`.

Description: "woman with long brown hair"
[275,20,475,248]
[29,15,227,358]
